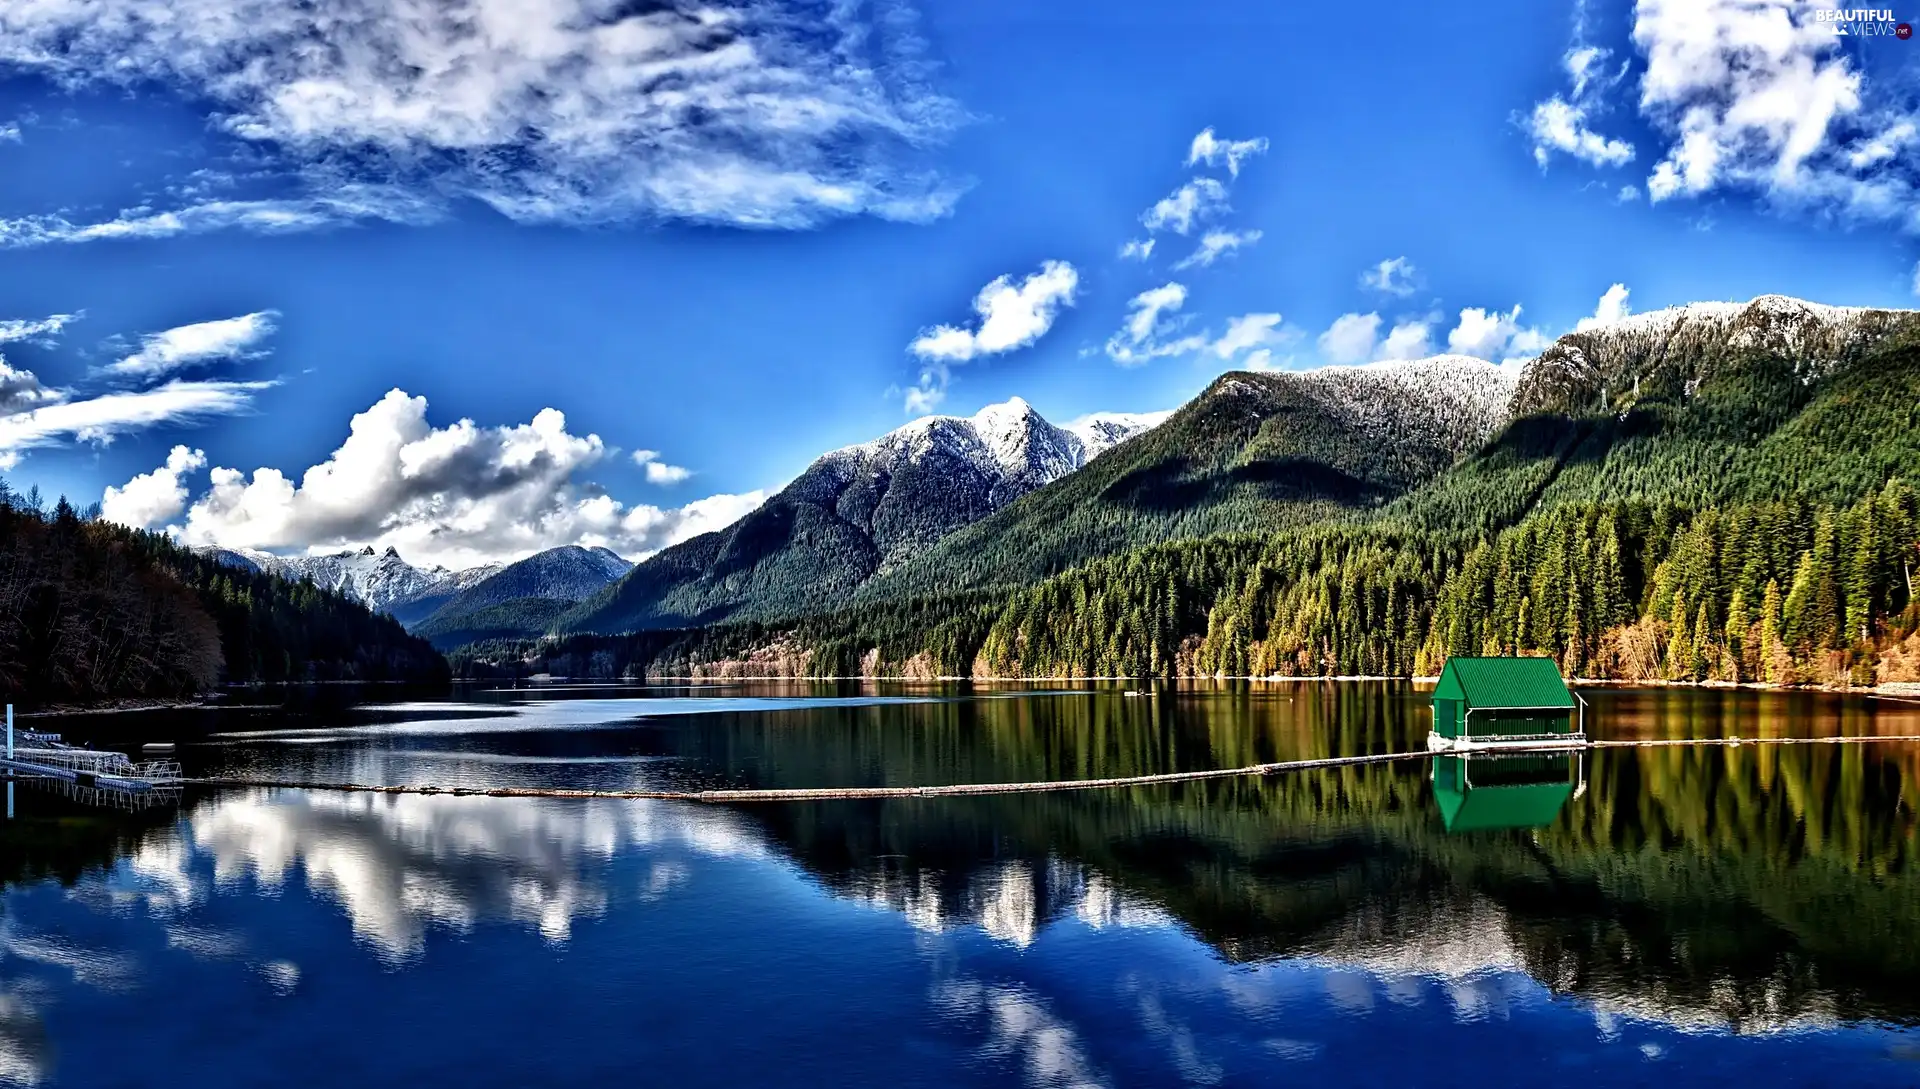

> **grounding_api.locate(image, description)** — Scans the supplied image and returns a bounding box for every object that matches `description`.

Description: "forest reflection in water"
[0,682,1915,1086]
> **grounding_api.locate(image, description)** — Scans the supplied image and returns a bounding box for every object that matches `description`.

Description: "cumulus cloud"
[1446,305,1551,364]
[0,0,963,233]
[1104,282,1208,366]
[1317,312,1383,365]
[1533,1,1920,229]
[1186,127,1269,177]
[1173,228,1261,270]
[1210,313,1289,360]
[1379,319,1434,360]
[127,389,760,568]
[1141,178,1229,236]
[0,312,79,344]
[909,262,1080,363]
[904,261,1078,413]
[101,445,206,529]
[1575,283,1633,331]
[1617,184,1642,202]
[0,379,271,469]
[1118,238,1155,261]
[107,312,278,380]
[0,360,59,415]
[1360,257,1419,297]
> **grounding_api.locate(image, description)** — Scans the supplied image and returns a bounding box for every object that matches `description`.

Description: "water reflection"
[1431,752,1583,832]
[0,684,1915,1087]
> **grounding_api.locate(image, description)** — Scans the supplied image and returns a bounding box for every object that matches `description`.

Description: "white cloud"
[101,445,207,529]
[902,261,1079,412]
[1173,228,1261,270]
[1533,1,1920,229]
[1317,312,1382,365]
[631,449,692,485]
[107,312,279,380]
[0,312,79,344]
[1575,283,1632,331]
[1379,319,1433,360]
[1360,257,1419,297]
[0,122,19,144]
[1528,96,1635,168]
[1118,238,1155,261]
[1912,261,1920,299]
[154,388,764,569]
[1210,313,1287,360]
[1186,127,1269,177]
[1141,178,1229,236]
[1104,282,1208,366]
[1617,184,1642,202]
[0,379,271,469]
[909,261,1080,363]
[0,0,962,232]
[0,191,440,249]
[1446,305,1550,364]
[0,359,59,415]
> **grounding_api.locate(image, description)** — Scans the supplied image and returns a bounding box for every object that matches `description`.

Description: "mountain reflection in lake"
[1,683,1917,1087]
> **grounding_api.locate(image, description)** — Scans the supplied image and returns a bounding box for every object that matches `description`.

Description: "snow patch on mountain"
[1284,355,1516,454]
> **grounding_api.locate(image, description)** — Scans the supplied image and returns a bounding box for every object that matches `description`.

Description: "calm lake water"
[3,682,1919,1088]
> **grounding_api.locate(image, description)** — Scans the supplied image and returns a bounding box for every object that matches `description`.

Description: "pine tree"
[1759,578,1784,684]
[1725,587,1748,682]
[1667,591,1692,681]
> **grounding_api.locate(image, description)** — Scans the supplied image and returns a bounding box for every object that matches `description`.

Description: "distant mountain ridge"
[555,397,1167,635]
[411,545,634,647]
[208,545,502,618]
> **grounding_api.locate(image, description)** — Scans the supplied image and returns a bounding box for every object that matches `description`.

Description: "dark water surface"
[3,682,1919,1087]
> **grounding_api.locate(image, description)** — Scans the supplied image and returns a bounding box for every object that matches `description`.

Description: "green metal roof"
[1434,656,1575,711]
[1434,780,1574,832]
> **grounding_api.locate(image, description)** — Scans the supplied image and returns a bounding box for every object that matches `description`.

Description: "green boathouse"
[1429,656,1584,750]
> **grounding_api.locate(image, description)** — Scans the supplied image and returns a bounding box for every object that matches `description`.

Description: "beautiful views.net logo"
[1814,7,1913,36]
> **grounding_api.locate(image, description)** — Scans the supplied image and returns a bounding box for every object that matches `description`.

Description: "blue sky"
[0,0,1915,567]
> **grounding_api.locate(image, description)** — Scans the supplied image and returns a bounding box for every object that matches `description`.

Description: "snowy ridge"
[210,545,505,614]
[1240,354,1516,455]
[1512,294,1920,417]
[822,396,1164,508]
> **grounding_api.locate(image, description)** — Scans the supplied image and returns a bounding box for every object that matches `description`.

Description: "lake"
[3,682,1918,1088]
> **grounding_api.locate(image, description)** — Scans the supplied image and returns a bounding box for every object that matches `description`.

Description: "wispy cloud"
[0,312,80,345]
[1574,283,1633,331]
[0,379,272,469]
[1173,228,1262,270]
[107,312,279,380]
[1316,311,1436,364]
[1141,178,1229,236]
[1118,238,1155,261]
[0,191,440,250]
[1186,127,1269,177]
[1359,257,1419,297]
[0,0,965,234]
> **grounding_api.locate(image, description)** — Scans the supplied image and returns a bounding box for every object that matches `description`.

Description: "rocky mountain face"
[556,398,1166,635]
[1510,295,1920,418]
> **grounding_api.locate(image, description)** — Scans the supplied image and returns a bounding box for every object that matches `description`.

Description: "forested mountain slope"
[851,356,1514,601]
[412,545,631,647]
[0,488,445,704]
[556,398,1161,634]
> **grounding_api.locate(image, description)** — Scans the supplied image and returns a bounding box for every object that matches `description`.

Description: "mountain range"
[552,397,1167,634]
[204,293,1920,665]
